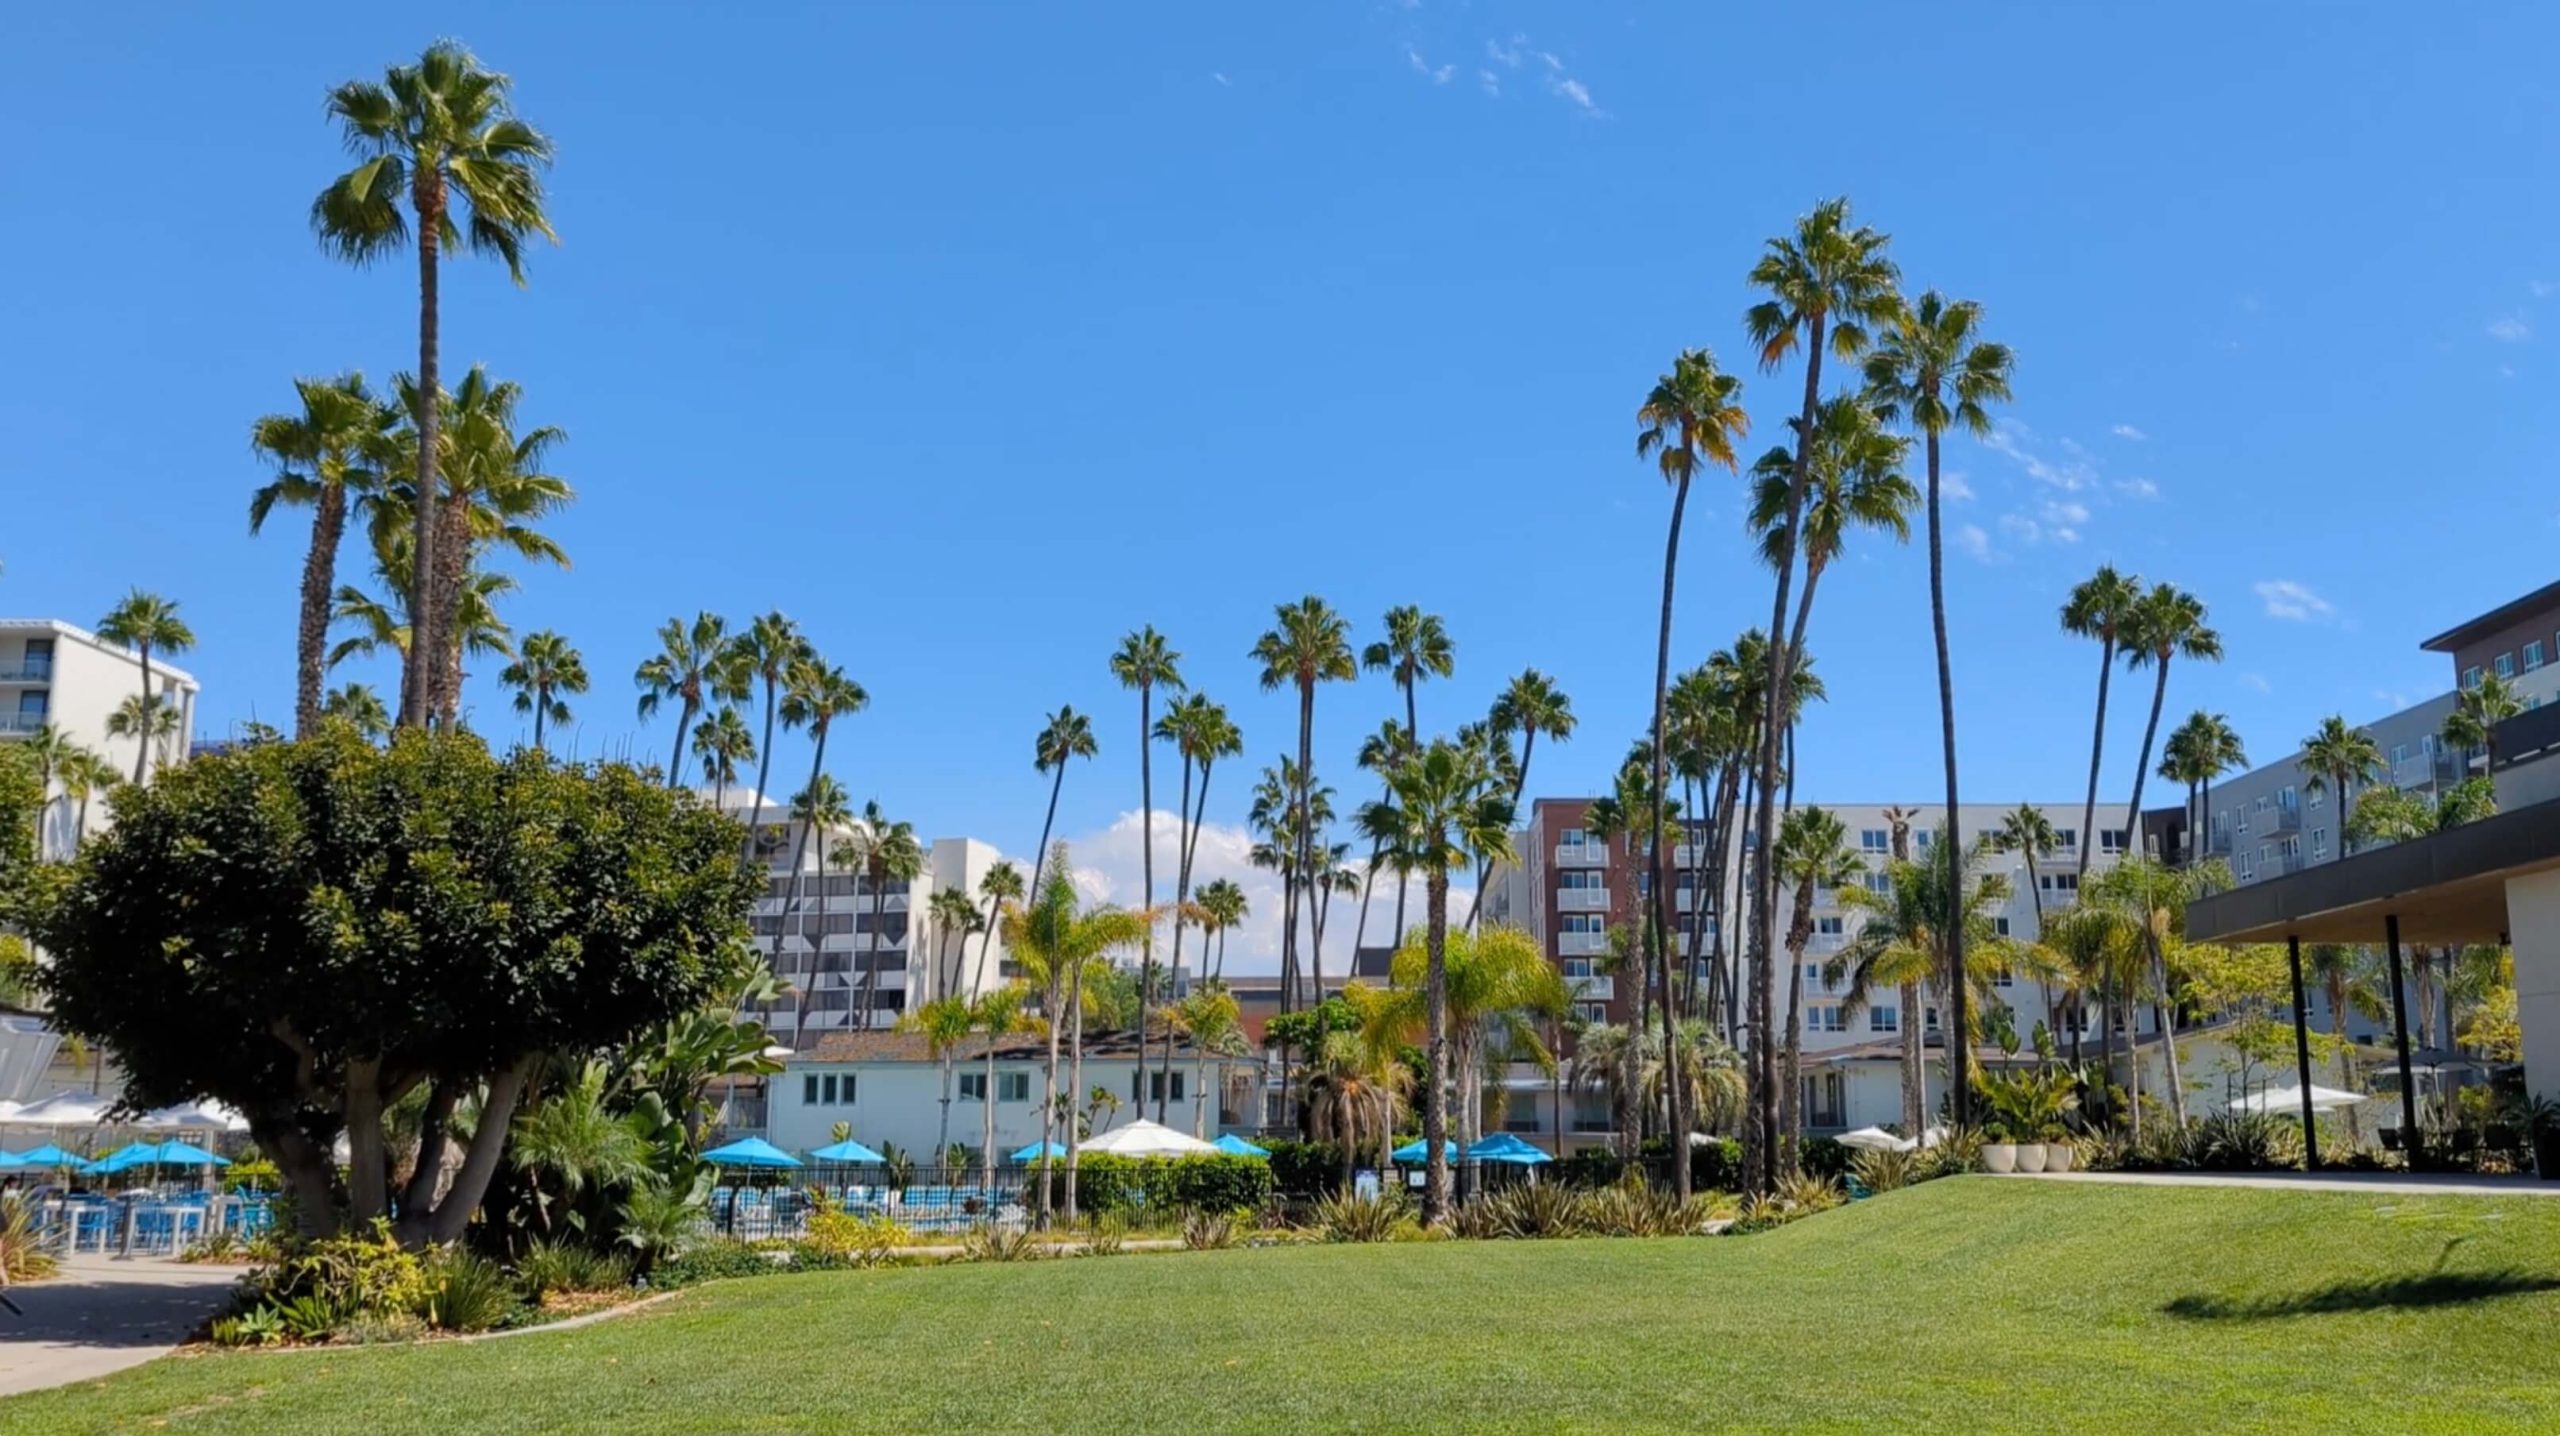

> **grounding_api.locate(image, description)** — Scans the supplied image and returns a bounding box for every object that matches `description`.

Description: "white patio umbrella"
[1835,1126,1917,1153]
[1079,1118,1219,1157]
[2231,1084,2367,1117]
[135,1100,250,1133]
[7,1091,115,1128]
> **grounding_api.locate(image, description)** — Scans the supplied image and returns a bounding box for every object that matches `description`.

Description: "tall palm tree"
[321,682,393,741]
[1740,198,1901,1192]
[970,984,1040,1195]
[1110,626,1186,1118]
[902,993,977,1163]
[1157,692,1237,1104]
[2042,900,2147,1131]
[856,802,926,1031]
[773,658,869,967]
[1831,831,2018,1122]
[1002,861,1149,1221]
[1993,804,2068,1051]
[2300,716,2385,857]
[19,724,71,853]
[94,591,194,784]
[1358,739,1516,1225]
[785,775,852,1044]
[1471,669,1576,928]
[925,886,981,998]
[1350,720,1415,954]
[1025,706,1098,929]
[498,629,587,753]
[1194,878,1248,983]
[1252,597,1358,1014]
[2162,710,2247,862]
[1382,924,1552,1191]
[1364,606,1457,945]
[2062,565,2143,878]
[692,706,757,809]
[315,41,555,728]
[249,373,396,736]
[2088,857,2223,1129]
[1636,346,1752,1200]
[1773,806,1862,1170]
[2443,671,2525,775]
[1172,987,1248,1138]
[635,612,747,789]
[1864,289,2012,1128]
[2120,584,2222,865]
[55,749,117,852]
[736,612,810,855]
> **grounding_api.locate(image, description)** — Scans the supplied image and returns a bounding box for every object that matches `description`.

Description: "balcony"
[0,661,51,684]
[1675,888,1711,913]
[2270,805,2302,833]
[1553,842,1609,868]
[1568,975,1616,1001]
[0,714,45,736]
[1556,930,1609,958]
[1556,887,1608,912]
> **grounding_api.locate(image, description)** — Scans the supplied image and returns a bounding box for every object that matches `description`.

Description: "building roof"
[2419,579,2560,654]
[793,1029,1196,1064]
[2186,797,2560,946]
[0,618,200,688]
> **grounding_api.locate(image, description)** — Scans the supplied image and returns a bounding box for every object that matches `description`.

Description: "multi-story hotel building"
[0,618,199,857]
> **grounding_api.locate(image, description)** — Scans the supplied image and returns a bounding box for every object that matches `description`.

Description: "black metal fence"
[708,1164,1034,1238]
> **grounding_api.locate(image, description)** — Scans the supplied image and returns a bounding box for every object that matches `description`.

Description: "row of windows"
[1805,1004,1899,1034]
[2466,636,2552,689]
[802,1071,1046,1106]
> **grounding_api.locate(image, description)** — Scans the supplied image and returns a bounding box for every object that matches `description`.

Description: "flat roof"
[2419,579,2560,654]
[2185,798,2560,945]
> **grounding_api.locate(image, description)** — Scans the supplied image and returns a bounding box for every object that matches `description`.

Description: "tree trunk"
[1649,473,1693,1201]
[747,677,780,858]
[1039,966,1064,1223]
[2327,977,2362,1146]
[1297,683,1321,1007]
[429,481,471,729]
[1422,867,1454,1224]
[344,1058,390,1225]
[938,1053,954,1159]
[1925,428,1971,1129]
[427,1056,539,1245]
[400,173,445,731]
[132,648,155,784]
[2078,637,2117,879]
[2125,656,2189,1128]
[1164,748,1195,1116]
[1137,683,1158,1121]
[1393,679,1417,942]
[532,689,548,753]
[667,698,697,791]
[982,1042,999,1197]
[294,485,345,738]
[1064,960,1088,1221]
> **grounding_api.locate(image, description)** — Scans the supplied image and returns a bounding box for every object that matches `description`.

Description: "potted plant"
[2039,1120,2077,1173]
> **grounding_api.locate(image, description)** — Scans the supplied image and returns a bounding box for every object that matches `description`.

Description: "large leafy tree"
[249,374,399,737]
[2061,565,2143,878]
[1358,739,1515,1225]
[499,629,588,753]
[37,728,759,1246]
[1252,597,1358,1012]
[314,41,555,729]
[95,590,195,784]
[1109,626,1184,1117]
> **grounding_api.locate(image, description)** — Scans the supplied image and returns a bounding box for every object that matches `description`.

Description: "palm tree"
[1194,878,1248,983]
[321,682,393,741]
[1024,706,1098,925]
[785,776,852,1044]
[2062,565,2144,878]
[1636,346,1752,1199]
[55,749,116,852]
[498,629,587,753]
[925,887,981,998]
[856,801,926,1032]
[315,41,555,728]
[970,984,1040,1196]
[1304,1009,1412,1188]
[1382,924,1551,1198]
[1364,606,1456,945]
[19,724,71,853]
[2302,943,2367,1145]
[2300,716,2385,856]
[1471,669,1576,928]
[1002,862,1150,1221]
[1350,720,1415,954]
[770,656,866,953]
[249,373,396,736]
[1358,739,1516,1225]
[1773,807,1862,1169]
[1157,692,1238,1106]
[2088,857,2225,1129]
[975,860,1025,994]
[736,612,809,851]
[1864,288,2012,1130]
[1993,804,2072,1054]
[95,591,194,784]
[105,694,181,779]
[903,994,976,1163]
[2120,584,2222,865]
[636,612,747,789]
[2042,900,2147,1131]
[1110,626,1186,1118]
[1830,830,2018,1125]
[692,706,757,809]
[2444,671,2525,775]
[1740,198,1901,1192]
[1252,597,1359,1014]
[2162,711,2246,862]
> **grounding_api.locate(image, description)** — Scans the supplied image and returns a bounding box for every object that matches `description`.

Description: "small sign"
[1354,1169,1379,1201]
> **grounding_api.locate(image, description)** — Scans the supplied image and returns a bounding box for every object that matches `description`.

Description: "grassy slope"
[14,1178,2560,1434]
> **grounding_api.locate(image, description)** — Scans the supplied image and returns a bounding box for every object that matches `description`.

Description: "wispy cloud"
[1954,523,1993,562]
[2372,687,2413,711]
[2115,477,2159,500]
[1552,76,1596,111]
[2489,312,2533,343]
[1980,421,2097,493]
[1486,35,1525,67]
[1211,71,1230,87]
[1941,470,1974,501]
[2254,579,2334,622]
[2533,279,2556,299]
[1405,45,1453,84]
[1474,32,1599,114]
[2111,424,2146,441]
[2240,672,2273,695]
[1477,68,1501,97]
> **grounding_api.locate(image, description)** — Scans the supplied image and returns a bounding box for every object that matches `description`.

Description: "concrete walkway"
[2020,1169,2560,1198]
[0,1254,241,1397]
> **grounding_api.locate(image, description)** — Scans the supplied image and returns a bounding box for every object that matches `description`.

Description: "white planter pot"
[1981,1142,2019,1175]
[2042,1143,2077,1173]
[2016,1142,2049,1174]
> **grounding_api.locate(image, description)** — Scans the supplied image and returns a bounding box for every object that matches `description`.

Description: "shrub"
[1311,1190,1414,1243]
[244,1219,428,1325]
[1261,1139,1347,1202]
[1080,1212,1130,1257]
[515,1238,633,1298]
[1582,1177,1694,1238]
[2,1200,58,1284]
[1181,1208,1246,1251]
[1075,1153,1273,1216]
[178,1231,249,1264]
[802,1206,906,1268]
[421,1249,516,1333]
[1556,1148,1625,1190]
[1689,1136,1746,1192]
[208,1306,285,1347]
[1796,1137,1852,1182]
[1775,1172,1844,1213]
[1916,1127,1984,1180]
[339,1311,429,1345]
[653,1240,777,1288]
[1485,1182,1586,1239]
[1849,1147,1920,1194]
[959,1223,1045,1263]
[223,1158,282,1194]
[2189,1112,2302,1172]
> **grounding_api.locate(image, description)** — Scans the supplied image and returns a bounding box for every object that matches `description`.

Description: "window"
[2253,794,2271,812]
[1993,916,2012,937]
[2278,835,2300,859]
[1561,913,1606,934]
[1863,872,1892,896]
[1860,829,1889,854]
[1802,962,1824,988]
[802,1073,854,1106]
[2038,872,2078,895]
[1925,1007,1941,1032]
[1575,1001,1608,1024]
[2237,852,2255,880]
[2055,828,2079,851]
[2258,844,2272,864]
[2391,743,2410,766]
[1560,869,1604,890]
[1559,827,1586,847]
[1868,1006,1898,1034]
[2100,828,2127,854]
[1915,831,1934,851]
[997,1072,1031,1103]
[2495,653,2516,679]
[1808,1004,1845,1034]
[2464,666,2483,690]
[2311,827,2329,861]
[2531,640,2550,673]
[2305,785,2323,808]
[1814,916,1844,936]
[1994,970,2014,988]
[1130,1070,1188,1102]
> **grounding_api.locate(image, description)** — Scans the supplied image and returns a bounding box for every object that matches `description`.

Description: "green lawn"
[15,1178,2560,1433]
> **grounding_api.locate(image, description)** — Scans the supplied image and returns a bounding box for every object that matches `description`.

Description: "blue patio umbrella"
[87,1142,162,1175]
[146,1140,229,1168]
[809,1138,886,1164]
[701,1136,800,1169]
[1390,1137,1460,1164]
[1211,1134,1270,1158]
[11,1144,89,1169]
[1467,1133,1554,1165]
[1009,1139,1069,1162]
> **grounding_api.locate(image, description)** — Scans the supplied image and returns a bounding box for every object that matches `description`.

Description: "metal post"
[2286,936,2319,1169]
[2384,914,2421,1167]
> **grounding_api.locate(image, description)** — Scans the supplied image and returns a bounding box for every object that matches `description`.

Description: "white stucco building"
[0,618,199,857]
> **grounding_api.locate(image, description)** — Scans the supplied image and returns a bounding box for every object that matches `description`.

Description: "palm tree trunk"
[2327,976,2362,1146]
[430,489,471,729]
[1422,866,1453,1224]
[1028,765,1066,908]
[2125,657,2189,1128]
[1038,968,1064,1223]
[1297,683,1320,1006]
[1782,934,1806,1174]
[1064,961,1087,1221]
[1393,679,1417,942]
[861,868,887,1033]
[1649,473,1693,1201]
[1137,684,1158,1121]
[982,1042,999,1197]
[400,174,445,732]
[132,646,154,784]
[532,685,549,752]
[1468,728,1539,932]
[2078,637,2117,879]
[1354,833,1384,955]
[747,678,780,857]
[938,1054,954,1159]
[294,487,345,739]
[1900,978,1924,1133]
[1925,429,1971,1129]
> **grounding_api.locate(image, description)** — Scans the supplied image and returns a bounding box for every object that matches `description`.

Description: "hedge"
[1260,1140,1346,1201]
[1073,1153,1274,1215]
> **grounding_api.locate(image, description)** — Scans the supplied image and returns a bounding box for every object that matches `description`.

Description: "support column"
[2384,914,2421,1167]
[2506,871,2560,1166]
[2286,936,2319,1169]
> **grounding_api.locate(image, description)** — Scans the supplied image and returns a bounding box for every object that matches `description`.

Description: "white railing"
[1556,930,1609,957]
[1572,976,1616,1001]
[1553,842,1609,867]
[1557,887,1608,912]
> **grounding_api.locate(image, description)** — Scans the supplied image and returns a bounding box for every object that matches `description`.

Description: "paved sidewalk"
[0,1254,241,1397]
[2019,1169,2560,1199]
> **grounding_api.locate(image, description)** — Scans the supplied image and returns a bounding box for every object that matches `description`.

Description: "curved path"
[0,1254,241,1397]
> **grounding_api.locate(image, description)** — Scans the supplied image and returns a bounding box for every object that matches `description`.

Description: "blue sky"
[5,4,2557,964]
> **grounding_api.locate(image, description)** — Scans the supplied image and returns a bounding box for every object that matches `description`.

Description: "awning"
[2187,798,2560,946]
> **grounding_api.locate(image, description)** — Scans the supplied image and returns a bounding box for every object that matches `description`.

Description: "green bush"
[653,1239,779,1287]
[223,1158,281,1194]
[514,1238,633,1298]
[1074,1153,1274,1215]
[1797,1137,1851,1181]
[1557,1148,1625,1190]
[421,1249,517,1333]
[1311,1189,1414,1243]
[1261,1139,1346,1201]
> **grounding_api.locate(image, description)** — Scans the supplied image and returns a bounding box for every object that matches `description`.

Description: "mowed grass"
[15,1178,2560,1434]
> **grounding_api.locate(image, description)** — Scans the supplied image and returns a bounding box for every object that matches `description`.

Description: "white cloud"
[1486,35,1525,67]
[2372,687,2413,711]
[2040,499,2088,543]
[2253,579,2334,622]
[1997,513,2043,544]
[1043,809,1460,979]
[1940,470,1974,501]
[2489,312,2532,343]
[1552,77,1595,110]
[2115,477,2159,499]
[1954,523,1992,562]
[1211,72,1230,87]
[2240,672,2273,695]
[1405,45,1453,84]
[1980,421,2098,493]
[2111,424,2147,441]
[1477,68,1501,97]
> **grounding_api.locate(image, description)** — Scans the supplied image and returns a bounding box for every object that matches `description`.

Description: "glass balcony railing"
[0,713,48,735]
[0,661,52,683]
